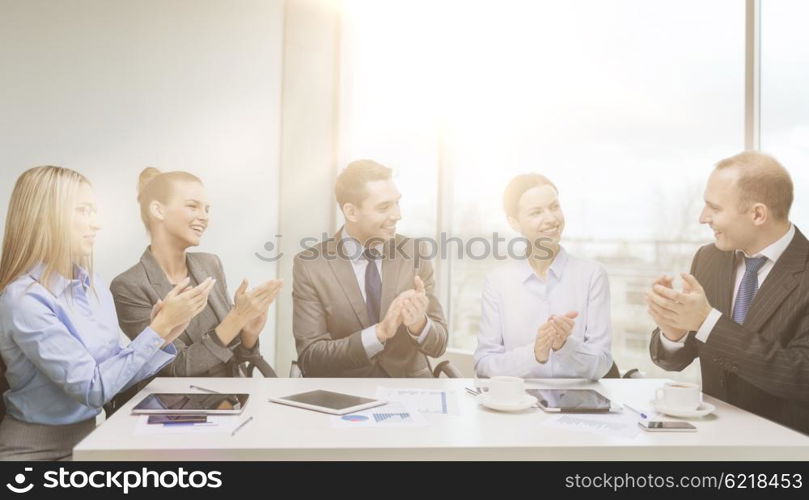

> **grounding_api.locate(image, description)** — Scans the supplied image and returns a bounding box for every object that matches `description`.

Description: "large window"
[761,0,809,230]
[338,0,441,238]
[337,0,807,381]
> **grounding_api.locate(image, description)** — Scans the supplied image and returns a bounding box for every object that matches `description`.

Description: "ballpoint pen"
[623,404,648,419]
[231,416,254,437]
[189,384,221,394]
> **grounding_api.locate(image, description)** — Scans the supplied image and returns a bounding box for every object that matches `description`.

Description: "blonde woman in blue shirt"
[474,174,613,380]
[0,166,214,460]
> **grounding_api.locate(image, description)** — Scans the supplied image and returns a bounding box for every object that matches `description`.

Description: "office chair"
[288,358,462,378]
[603,361,643,379]
[431,359,463,378]
[236,354,277,378]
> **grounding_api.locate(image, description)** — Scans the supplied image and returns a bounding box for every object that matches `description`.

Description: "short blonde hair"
[0,166,91,294]
[137,167,202,232]
[715,151,793,221]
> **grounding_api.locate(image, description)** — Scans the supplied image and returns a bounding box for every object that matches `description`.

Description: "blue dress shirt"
[474,247,613,379]
[0,264,176,425]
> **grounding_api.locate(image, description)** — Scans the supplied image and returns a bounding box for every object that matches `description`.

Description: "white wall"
[275,0,341,376]
[0,0,284,362]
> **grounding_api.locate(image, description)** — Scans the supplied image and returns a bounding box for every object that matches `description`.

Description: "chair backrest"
[602,361,643,379]
[431,360,463,378]
[603,361,621,379]
[289,360,303,378]
[288,359,460,378]
[237,358,277,378]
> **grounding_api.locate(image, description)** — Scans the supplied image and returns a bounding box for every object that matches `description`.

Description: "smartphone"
[147,415,208,425]
[638,420,696,432]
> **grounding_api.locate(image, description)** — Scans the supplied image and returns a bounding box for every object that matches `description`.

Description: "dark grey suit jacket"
[110,249,262,378]
[650,227,809,435]
[293,230,449,377]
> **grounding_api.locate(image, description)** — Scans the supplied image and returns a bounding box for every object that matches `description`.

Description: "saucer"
[479,393,538,412]
[650,399,716,418]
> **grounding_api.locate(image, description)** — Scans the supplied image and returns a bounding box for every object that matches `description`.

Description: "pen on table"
[623,404,648,419]
[190,384,221,394]
[231,416,254,437]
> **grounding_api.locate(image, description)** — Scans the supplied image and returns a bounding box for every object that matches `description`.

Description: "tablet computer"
[528,389,612,413]
[268,390,386,415]
[131,393,249,415]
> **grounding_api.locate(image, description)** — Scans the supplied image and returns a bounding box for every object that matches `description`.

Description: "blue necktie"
[364,248,382,324]
[731,256,768,324]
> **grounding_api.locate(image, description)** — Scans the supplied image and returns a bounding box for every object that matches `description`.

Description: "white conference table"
[74,377,809,461]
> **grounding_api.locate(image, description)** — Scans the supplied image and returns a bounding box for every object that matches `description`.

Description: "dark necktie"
[731,256,768,324]
[363,247,382,324]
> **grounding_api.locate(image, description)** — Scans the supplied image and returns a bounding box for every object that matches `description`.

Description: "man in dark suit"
[292,159,448,377]
[646,151,809,435]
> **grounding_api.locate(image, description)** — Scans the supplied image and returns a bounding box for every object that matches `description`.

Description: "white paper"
[375,387,459,416]
[546,412,642,439]
[330,401,427,428]
[134,415,242,435]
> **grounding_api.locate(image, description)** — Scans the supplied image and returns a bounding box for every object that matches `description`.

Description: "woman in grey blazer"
[110,168,282,393]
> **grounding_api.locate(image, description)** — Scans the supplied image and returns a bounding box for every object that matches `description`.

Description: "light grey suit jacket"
[110,248,261,378]
[293,230,449,377]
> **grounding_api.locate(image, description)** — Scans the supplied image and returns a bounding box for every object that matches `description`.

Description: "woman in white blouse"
[474,174,613,380]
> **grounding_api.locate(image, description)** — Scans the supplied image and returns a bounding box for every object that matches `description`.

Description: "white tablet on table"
[269,390,386,415]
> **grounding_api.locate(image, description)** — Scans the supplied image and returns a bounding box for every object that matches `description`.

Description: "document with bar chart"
[376,387,460,416]
[330,401,427,428]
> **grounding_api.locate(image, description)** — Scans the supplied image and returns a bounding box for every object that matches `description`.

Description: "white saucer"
[650,399,716,418]
[479,394,538,412]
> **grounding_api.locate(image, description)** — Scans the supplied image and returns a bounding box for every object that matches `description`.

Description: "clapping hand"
[400,276,429,334]
[645,274,711,340]
[151,277,216,346]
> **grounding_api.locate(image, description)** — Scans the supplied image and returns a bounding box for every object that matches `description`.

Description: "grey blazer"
[293,229,449,378]
[650,227,809,435]
[110,248,263,378]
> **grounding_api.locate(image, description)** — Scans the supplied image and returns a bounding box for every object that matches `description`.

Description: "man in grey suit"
[293,159,448,377]
[646,151,809,435]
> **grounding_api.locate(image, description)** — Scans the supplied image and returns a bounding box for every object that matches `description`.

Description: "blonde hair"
[136,167,202,232]
[715,151,794,221]
[0,166,92,294]
[503,173,558,218]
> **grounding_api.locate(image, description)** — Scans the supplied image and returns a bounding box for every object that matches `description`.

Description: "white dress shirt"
[474,247,613,379]
[660,224,795,350]
[340,228,431,359]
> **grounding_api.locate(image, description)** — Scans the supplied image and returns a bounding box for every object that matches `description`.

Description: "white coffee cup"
[488,376,526,403]
[655,382,702,411]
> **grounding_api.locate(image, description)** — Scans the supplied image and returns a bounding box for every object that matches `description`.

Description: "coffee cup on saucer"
[488,376,527,403]
[479,376,537,412]
[651,382,715,418]
[655,382,701,411]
